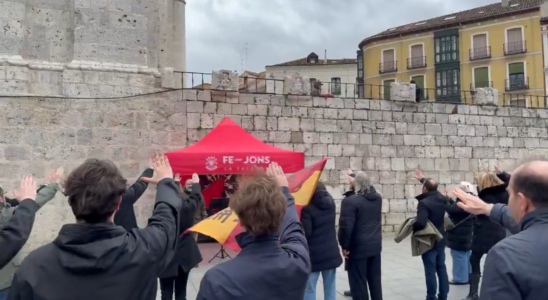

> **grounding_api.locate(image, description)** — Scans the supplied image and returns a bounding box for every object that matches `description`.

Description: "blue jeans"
[304,268,337,300]
[421,242,449,300]
[450,249,471,283]
[0,288,9,300]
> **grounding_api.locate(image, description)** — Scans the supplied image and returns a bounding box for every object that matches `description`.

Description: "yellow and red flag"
[188,158,328,251]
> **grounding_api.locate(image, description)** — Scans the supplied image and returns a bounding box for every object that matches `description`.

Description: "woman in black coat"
[158,174,203,300]
[445,182,474,285]
[301,182,342,300]
[463,172,508,300]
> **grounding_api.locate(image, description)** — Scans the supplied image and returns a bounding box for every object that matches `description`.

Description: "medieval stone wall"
[1,90,548,253]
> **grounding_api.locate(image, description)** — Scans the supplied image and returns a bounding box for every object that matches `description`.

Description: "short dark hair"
[64,159,127,223]
[424,178,438,191]
[315,181,326,192]
[511,170,548,207]
[230,173,286,236]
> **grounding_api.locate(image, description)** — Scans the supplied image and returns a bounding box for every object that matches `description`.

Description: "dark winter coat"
[196,187,310,300]
[480,207,548,300]
[0,200,39,269]
[338,187,382,260]
[472,184,508,254]
[114,168,153,231]
[7,178,181,300]
[446,197,473,252]
[159,183,203,278]
[413,190,448,238]
[301,189,343,272]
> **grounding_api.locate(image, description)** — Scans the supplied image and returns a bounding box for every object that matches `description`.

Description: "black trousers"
[348,255,383,300]
[159,266,190,300]
[469,251,484,275]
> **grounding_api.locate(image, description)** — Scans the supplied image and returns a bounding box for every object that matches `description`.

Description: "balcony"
[407,56,427,69]
[504,40,527,56]
[469,46,491,61]
[470,81,493,90]
[505,77,529,91]
[379,61,397,74]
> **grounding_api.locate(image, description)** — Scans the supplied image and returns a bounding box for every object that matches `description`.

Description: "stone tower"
[0,0,186,97]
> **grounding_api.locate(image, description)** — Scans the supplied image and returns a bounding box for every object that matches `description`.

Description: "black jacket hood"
[310,189,334,210]
[53,223,127,274]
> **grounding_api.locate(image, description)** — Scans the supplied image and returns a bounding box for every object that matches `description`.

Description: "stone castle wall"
[2,90,548,253]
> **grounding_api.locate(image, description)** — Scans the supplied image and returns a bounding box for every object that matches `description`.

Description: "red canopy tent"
[165,117,304,175]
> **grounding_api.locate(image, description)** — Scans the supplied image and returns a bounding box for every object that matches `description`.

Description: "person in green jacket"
[0,168,63,300]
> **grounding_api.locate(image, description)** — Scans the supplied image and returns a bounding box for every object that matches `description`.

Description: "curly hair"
[229,173,287,236]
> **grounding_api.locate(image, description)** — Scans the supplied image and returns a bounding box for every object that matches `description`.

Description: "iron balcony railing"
[504,40,527,55]
[379,61,397,74]
[505,77,529,91]
[469,46,491,61]
[407,56,426,69]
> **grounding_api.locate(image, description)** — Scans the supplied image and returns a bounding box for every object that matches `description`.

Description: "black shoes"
[449,280,469,285]
[462,273,480,300]
[344,290,351,297]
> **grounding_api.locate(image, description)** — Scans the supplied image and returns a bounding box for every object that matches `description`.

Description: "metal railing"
[505,77,529,91]
[174,71,548,108]
[470,81,493,90]
[379,61,397,74]
[469,46,491,60]
[407,56,427,69]
[504,40,527,55]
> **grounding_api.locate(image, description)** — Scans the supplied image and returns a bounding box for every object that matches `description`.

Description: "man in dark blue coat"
[455,161,548,300]
[196,162,310,300]
[338,172,383,300]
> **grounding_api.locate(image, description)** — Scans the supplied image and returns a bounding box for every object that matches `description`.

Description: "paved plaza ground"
[158,234,483,300]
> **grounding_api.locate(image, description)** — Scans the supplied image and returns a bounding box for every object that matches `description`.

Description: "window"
[436,69,460,98]
[309,58,316,64]
[444,16,456,20]
[381,49,396,72]
[331,77,341,95]
[471,33,489,60]
[507,62,526,90]
[411,75,425,100]
[383,79,395,100]
[505,27,525,55]
[435,35,458,64]
[473,67,489,89]
[409,44,425,68]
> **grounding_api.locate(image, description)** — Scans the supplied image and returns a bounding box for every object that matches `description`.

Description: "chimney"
[324,49,327,64]
[502,0,509,7]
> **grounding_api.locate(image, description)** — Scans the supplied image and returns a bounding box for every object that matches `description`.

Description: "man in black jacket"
[413,170,449,300]
[8,154,181,300]
[0,176,38,269]
[338,172,382,300]
[114,166,154,231]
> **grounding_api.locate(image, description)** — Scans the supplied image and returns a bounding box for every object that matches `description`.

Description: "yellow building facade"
[357,1,545,107]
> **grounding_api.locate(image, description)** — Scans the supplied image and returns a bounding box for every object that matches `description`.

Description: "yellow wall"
[362,12,544,106]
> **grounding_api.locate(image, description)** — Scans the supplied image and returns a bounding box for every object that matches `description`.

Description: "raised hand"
[414,169,424,181]
[44,167,65,184]
[140,153,173,184]
[494,165,502,174]
[191,173,199,184]
[266,162,288,187]
[14,175,37,201]
[454,187,492,216]
[174,173,181,182]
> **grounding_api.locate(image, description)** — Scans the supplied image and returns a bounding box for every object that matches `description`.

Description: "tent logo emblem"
[205,156,218,171]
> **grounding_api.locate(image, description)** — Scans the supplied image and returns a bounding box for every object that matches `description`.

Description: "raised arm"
[122,168,153,205]
[0,175,38,269]
[489,204,519,234]
[132,154,182,271]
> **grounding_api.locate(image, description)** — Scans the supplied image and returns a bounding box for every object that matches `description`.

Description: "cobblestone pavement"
[157,234,484,300]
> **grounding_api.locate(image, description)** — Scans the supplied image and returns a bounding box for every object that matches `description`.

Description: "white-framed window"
[506,61,527,91]
[470,32,490,60]
[331,77,341,95]
[408,43,425,68]
[471,65,491,89]
[382,78,396,100]
[505,26,525,55]
[381,48,396,72]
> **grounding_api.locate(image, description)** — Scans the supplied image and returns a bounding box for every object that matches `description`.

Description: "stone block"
[283,73,311,95]
[474,87,499,106]
[211,70,238,91]
[390,82,415,102]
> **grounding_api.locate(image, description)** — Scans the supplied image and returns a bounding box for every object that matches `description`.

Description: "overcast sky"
[186,0,498,74]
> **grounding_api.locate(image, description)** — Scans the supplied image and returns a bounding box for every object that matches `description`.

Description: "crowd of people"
[0,155,547,300]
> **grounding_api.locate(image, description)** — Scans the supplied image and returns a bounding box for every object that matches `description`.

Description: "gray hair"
[354,172,372,195]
